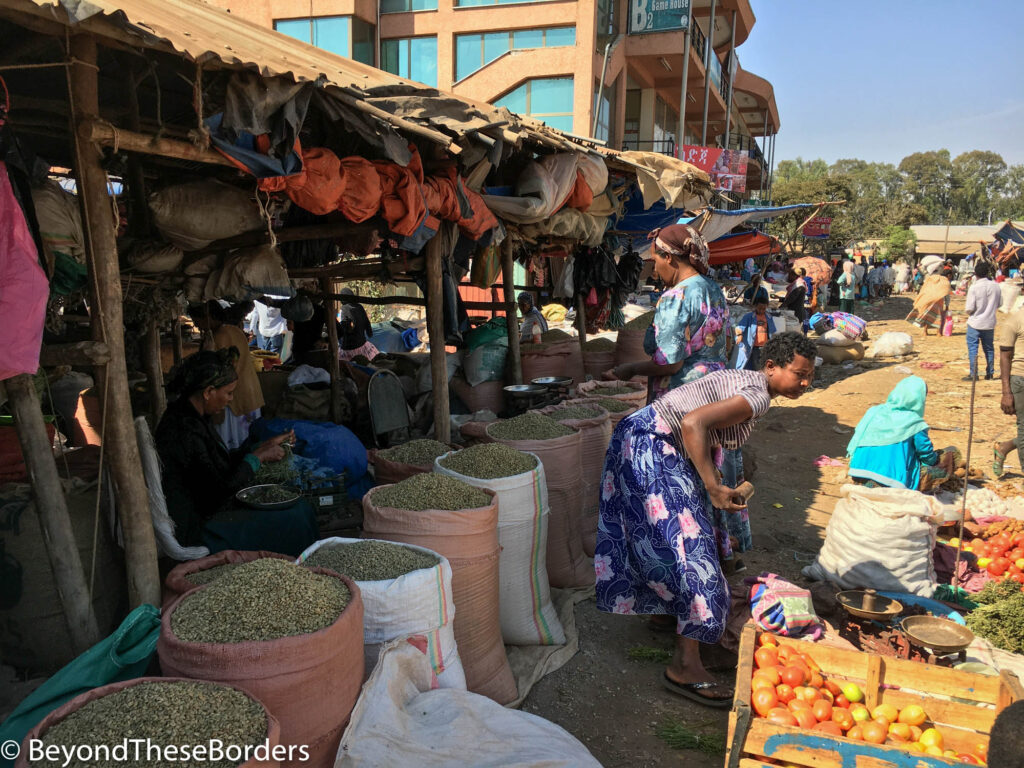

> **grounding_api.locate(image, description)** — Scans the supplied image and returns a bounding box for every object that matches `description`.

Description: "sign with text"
[802,217,833,239]
[680,145,749,193]
[628,0,691,34]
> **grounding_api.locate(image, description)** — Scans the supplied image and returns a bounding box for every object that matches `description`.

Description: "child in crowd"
[734,297,776,370]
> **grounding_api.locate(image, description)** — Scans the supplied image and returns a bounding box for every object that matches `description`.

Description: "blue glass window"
[496,77,574,132]
[454,27,575,82]
[381,0,437,12]
[381,36,438,87]
[456,0,558,5]
[274,16,374,64]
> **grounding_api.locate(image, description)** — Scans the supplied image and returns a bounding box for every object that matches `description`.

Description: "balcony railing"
[690,22,706,63]
[621,138,676,156]
[727,133,765,167]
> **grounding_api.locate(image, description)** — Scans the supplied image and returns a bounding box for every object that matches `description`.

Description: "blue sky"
[737,1,1024,167]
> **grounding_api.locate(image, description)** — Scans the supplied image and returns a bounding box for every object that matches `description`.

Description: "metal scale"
[502,376,574,415]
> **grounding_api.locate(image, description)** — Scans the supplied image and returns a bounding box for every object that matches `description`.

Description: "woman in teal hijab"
[846,376,957,491]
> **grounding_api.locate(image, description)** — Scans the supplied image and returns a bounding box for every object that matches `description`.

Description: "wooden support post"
[321,277,343,424]
[39,341,111,367]
[172,317,183,366]
[121,65,150,237]
[6,374,101,653]
[575,293,587,363]
[501,239,523,385]
[425,237,451,442]
[143,319,165,424]
[69,35,160,608]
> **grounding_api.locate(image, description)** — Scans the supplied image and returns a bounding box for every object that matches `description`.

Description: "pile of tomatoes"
[750,635,987,764]
[950,531,1024,588]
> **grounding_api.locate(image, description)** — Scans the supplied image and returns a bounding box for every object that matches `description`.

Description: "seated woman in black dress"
[156,348,316,556]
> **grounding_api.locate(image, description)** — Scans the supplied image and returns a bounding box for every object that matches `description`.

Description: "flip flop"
[993,444,1007,478]
[661,673,733,709]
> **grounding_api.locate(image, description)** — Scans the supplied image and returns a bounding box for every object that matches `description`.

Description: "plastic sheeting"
[617,150,712,210]
[480,153,585,225]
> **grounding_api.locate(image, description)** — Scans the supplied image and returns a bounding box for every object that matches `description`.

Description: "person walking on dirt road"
[994,284,1024,477]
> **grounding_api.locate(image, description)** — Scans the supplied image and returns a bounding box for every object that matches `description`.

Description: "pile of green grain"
[622,311,655,330]
[582,337,616,351]
[171,558,350,644]
[489,412,575,441]
[254,443,297,485]
[439,443,538,479]
[549,406,602,421]
[184,562,242,586]
[373,472,491,511]
[37,681,265,768]
[303,540,439,581]
[590,397,634,413]
[376,439,451,466]
[524,328,573,348]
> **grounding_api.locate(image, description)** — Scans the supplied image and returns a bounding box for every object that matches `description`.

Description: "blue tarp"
[678,203,820,242]
[993,220,1024,246]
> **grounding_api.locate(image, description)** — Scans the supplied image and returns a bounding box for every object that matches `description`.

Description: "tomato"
[753,688,779,717]
[988,558,1010,577]
[823,681,842,697]
[1013,573,1024,585]
[957,754,982,764]
[767,707,798,727]
[814,721,843,736]
[873,704,899,723]
[797,686,822,704]
[788,698,812,714]
[1013,533,1024,547]
[752,676,776,692]
[776,645,793,663]
[756,666,782,685]
[834,694,850,709]
[775,684,796,704]
[812,700,833,722]
[1007,565,1022,577]
[809,671,824,689]
[847,725,864,741]
[818,688,834,705]
[794,708,818,730]
[779,666,807,687]
[919,728,944,750]
[758,633,779,647]
[861,721,888,744]
[755,647,780,669]
[832,708,855,731]
[889,723,912,742]
[1008,548,1024,561]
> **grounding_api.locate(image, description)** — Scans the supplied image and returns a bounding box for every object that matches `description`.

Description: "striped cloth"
[749,573,823,639]
[651,369,773,456]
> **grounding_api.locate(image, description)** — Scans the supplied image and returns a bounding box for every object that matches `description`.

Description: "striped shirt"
[651,369,773,454]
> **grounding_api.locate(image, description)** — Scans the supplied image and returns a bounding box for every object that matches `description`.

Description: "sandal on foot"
[993,444,1008,478]
[661,673,733,708]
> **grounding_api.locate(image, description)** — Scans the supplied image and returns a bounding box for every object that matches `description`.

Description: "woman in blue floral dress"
[595,333,818,707]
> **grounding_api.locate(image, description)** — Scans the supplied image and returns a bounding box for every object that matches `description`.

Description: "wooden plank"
[876,688,996,733]
[865,655,882,710]
[143,319,166,424]
[85,119,235,167]
[425,237,450,442]
[39,341,111,367]
[997,671,1024,713]
[727,623,759,768]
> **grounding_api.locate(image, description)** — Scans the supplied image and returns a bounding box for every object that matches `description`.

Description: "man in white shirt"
[965,261,1003,380]
[253,298,288,356]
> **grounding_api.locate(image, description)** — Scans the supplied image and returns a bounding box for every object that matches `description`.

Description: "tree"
[950,151,1009,224]
[881,226,917,262]
[898,150,953,222]
[993,164,1024,222]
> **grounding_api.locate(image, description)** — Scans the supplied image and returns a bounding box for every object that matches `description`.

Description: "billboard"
[802,217,832,239]
[628,0,691,34]
[680,145,749,193]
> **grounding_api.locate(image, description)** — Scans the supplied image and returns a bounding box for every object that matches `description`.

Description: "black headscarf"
[167,348,239,400]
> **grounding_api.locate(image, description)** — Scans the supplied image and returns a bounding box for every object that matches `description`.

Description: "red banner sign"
[802,217,832,239]
[680,145,748,193]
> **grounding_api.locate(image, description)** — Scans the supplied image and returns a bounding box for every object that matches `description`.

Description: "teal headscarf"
[846,376,929,456]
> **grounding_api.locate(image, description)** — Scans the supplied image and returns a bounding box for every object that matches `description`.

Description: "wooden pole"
[501,239,523,385]
[172,317,184,366]
[575,293,587,363]
[6,374,101,653]
[321,277,343,424]
[69,34,160,608]
[425,237,451,442]
[143,319,166,424]
[85,120,235,167]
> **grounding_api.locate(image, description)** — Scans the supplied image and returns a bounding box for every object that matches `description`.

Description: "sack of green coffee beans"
[18,678,281,768]
[161,550,293,611]
[581,336,616,380]
[369,439,455,485]
[297,537,465,688]
[361,475,517,705]
[485,415,591,589]
[562,397,639,432]
[576,379,646,408]
[158,559,364,768]
[536,404,611,559]
[615,311,654,367]
[434,445,565,647]
[520,332,585,385]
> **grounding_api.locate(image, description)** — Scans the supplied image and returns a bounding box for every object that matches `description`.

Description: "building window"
[456,0,557,5]
[454,27,575,82]
[596,0,617,50]
[496,77,574,132]
[381,0,437,13]
[274,16,375,65]
[593,78,616,143]
[381,36,438,87]
[653,94,677,147]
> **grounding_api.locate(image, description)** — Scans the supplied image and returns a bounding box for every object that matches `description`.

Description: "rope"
[255,188,278,248]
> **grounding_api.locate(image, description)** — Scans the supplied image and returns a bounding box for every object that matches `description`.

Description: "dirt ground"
[521,291,1024,768]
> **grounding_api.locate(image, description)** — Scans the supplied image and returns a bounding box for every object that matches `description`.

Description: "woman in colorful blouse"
[595,333,818,707]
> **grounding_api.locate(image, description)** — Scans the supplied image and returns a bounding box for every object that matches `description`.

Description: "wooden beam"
[425,237,450,442]
[70,34,161,608]
[172,317,184,366]
[321,277,343,424]
[501,239,523,385]
[183,220,377,265]
[84,119,235,168]
[6,373,101,653]
[39,341,111,367]
[319,292,507,312]
[143,319,166,424]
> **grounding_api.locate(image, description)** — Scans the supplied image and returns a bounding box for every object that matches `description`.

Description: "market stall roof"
[993,220,1024,246]
[680,203,820,242]
[909,224,1002,256]
[708,231,780,266]
[1,0,600,157]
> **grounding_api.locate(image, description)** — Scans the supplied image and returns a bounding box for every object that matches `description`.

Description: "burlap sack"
[538,404,611,559]
[16,677,282,768]
[485,423,592,589]
[563,397,638,433]
[582,348,615,380]
[162,550,292,611]
[614,326,650,366]
[361,487,517,705]
[576,379,646,408]
[158,570,364,768]
[450,376,505,414]
[521,340,585,385]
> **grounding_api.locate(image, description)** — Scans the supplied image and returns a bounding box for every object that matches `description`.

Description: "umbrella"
[792,256,832,285]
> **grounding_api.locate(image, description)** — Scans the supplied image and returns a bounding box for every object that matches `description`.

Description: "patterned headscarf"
[652,223,710,275]
[166,348,239,400]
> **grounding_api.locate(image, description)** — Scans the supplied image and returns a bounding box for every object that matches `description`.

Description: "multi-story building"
[217,0,779,200]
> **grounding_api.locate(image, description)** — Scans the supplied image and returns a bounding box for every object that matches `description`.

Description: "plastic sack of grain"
[434,451,565,646]
[537,405,611,559]
[576,379,646,408]
[562,396,638,433]
[361,486,517,704]
[485,423,592,589]
[816,342,865,365]
[297,537,466,688]
[162,550,292,610]
[614,315,653,367]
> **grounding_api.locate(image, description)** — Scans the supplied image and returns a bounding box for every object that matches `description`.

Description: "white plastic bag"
[802,484,939,596]
[867,332,914,359]
[435,451,565,646]
[818,329,859,347]
[297,537,466,689]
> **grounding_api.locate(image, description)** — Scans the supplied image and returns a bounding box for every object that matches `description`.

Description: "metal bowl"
[531,376,573,388]
[504,384,547,396]
[837,590,903,621]
[236,484,301,510]
[900,615,975,654]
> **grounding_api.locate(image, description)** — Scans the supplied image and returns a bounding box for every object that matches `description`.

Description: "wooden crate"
[726,623,1023,768]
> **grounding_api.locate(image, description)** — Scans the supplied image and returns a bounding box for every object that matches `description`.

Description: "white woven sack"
[817,329,858,347]
[435,452,565,647]
[297,537,466,689]
[801,484,940,596]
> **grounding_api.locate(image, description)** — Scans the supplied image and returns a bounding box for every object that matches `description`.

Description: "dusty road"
[522,291,1024,767]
